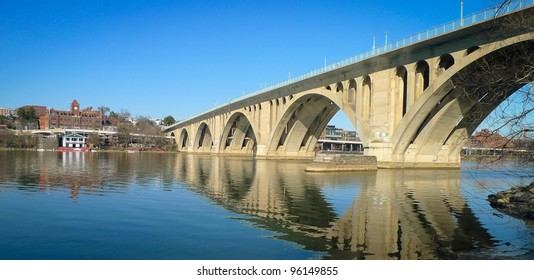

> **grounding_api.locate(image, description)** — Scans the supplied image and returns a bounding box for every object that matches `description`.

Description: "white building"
[62,133,87,148]
[0,108,16,117]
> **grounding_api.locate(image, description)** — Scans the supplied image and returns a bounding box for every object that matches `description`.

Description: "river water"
[0,150,533,260]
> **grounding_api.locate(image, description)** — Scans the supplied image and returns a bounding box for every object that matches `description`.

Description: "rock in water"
[488,182,534,220]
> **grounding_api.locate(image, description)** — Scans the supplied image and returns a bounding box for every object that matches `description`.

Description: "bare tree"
[117,123,134,148]
[97,106,110,118]
[86,134,101,148]
[118,109,132,123]
[453,2,534,168]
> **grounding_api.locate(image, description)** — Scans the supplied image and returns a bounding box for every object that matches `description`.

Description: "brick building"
[17,105,47,118]
[466,128,516,149]
[39,100,103,130]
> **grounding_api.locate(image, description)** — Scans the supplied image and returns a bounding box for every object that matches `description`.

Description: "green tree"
[16,107,38,129]
[17,108,26,119]
[27,107,36,121]
[162,115,176,126]
[109,111,118,119]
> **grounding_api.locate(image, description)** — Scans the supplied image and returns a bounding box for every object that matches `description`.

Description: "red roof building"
[39,100,103,130]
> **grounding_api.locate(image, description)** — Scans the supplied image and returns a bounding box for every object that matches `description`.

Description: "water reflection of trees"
[171,154,496,260]
[0,151,180,199]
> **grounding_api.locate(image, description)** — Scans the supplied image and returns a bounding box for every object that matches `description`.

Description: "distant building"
[0,108,16,117]
[320,125,358,141]
[153,118,163,126]
[39,100,103,130]
[321,125,343,140]
[17,105,47,118]
[61,133,87,148]
[343,130,359,141]
[466,128,515,149]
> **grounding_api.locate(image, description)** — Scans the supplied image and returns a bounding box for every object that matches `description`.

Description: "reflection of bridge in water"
[1,151,499,259]
[171,154,495,259]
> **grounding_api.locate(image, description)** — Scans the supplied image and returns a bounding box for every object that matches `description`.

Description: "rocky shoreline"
[488,182,534,220]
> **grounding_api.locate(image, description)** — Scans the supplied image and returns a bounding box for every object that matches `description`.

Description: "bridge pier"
[367,143,461,169]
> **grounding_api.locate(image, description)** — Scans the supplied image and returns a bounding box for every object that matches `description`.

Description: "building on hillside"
[12,105,46,130]
[152,118,163,126]
[39,100,103,130]
[0,108,16,117]
[17,105,47,118]
[466,128,515,149]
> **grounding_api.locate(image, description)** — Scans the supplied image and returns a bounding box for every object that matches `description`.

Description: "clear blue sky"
[1,0,502,130]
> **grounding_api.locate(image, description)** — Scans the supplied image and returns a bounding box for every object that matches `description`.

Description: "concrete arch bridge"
[165,2,534,168]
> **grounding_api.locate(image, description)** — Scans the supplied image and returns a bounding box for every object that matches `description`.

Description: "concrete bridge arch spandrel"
[386,33,534,166]
[175,128,191,152]
[219,112,259,155]
[264,92,362,158]
[192,121,215,153]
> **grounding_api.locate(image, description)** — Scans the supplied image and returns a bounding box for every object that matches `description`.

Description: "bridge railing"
[173,0,534,128]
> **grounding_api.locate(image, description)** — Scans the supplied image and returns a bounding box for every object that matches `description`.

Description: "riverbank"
[488,182,534,220]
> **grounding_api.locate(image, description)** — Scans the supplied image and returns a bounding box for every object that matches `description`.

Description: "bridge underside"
[166,19,534,169]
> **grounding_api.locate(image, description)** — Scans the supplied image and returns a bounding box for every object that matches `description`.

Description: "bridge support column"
[366,143,461,169]
[256,144,268,157]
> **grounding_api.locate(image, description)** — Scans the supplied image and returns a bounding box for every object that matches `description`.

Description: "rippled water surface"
[1,150,533,260]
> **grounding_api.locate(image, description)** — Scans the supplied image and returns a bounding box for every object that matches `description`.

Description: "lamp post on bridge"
[460,0,464,26]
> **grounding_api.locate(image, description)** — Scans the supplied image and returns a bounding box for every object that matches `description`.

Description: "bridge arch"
[178,128,189,151]
[438,54,455,74]
[219,112,258,155]
[193,122,214,152]
[415,60,430,99]
[359,75,372,119]
[394,66,409,127]
[465,46,480,56]
[391,34,534,162]
[267,92,366,157]
[336,82,344,94]
[267,94,339,156]
[348,79,357,104]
